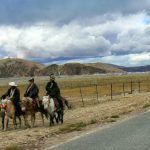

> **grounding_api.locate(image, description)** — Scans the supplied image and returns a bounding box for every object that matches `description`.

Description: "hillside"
[86,62,124,73]
[0,58,44,77]
[0,58,127,77]
[118,65,150,72]
[39,62,125,76]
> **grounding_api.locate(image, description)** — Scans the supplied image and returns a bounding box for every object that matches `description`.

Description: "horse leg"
[49,113,54,126]
[31,114,35,127]
[18,116,22,128]
[13,116,17,129]
[4,115,8,131]
[54,113,58,124]
[1,112,5,130]
[60,109,64,124]
[40,112,44,125]
[24,114,30,128]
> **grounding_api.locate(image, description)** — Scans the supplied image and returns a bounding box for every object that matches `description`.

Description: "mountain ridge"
[0,58,149,77]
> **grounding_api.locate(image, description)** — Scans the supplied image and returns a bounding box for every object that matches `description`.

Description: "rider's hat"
[9,82,17,86]
[28,77,34,81]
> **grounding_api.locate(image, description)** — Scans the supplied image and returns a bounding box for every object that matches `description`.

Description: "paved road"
[46,111,150,150]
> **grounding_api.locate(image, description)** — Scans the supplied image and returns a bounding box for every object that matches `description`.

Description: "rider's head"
[28,77,34,83]
[9,82,17,89]
[49,73,55,81]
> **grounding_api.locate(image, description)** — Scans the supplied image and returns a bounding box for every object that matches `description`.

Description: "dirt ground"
[1,92,150,150]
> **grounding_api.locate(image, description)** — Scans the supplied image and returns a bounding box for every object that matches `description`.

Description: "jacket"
[24,83,39,99]
[5,87,20,104]
[45,81,60,98]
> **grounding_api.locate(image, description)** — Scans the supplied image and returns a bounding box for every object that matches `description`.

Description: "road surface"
[46,111,150,150]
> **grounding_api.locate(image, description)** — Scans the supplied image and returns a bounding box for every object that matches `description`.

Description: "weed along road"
[46,111,150,150]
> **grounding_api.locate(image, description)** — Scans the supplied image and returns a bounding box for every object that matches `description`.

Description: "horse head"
[42,96,50,110]
[21,97,33,112]
[0,98,8,112]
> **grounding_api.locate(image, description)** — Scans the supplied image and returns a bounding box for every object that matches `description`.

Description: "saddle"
[25,97,38,109]
[32,98,37,108]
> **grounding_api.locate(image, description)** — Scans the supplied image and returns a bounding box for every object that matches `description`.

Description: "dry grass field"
[0,73,150,150]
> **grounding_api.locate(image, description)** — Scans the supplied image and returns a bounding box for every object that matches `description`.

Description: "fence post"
[110,83,113,100]
[130,81,133,94]
[95,84,99,103]
[138,81,141,93]
[148,81,150,92]
[123,83,125,96]
[147,81,149,92]
[80,87,84,107]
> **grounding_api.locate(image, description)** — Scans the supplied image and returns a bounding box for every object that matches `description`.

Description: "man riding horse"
[24,77,40,108]
[5,82,22,116]
[45,74,63,109]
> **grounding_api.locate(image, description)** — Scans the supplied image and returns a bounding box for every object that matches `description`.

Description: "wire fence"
[61,80,150,107]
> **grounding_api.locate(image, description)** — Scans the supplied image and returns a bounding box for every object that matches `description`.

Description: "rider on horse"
[4,82,22,116]
[24,77,40,108]
[45,74,63,109]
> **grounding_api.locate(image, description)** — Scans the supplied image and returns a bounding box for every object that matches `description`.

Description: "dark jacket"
[24,83,39,99]
[5,87,22,116]
[45,81,60,98]
[5,87,20,104]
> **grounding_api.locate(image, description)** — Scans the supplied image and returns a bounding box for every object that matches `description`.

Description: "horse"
[42,96,64,126]
[42,96,56,126]
[0,97,22,131]
[21,97,48,128]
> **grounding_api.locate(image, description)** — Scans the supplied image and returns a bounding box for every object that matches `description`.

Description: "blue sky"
[0,0,150,66]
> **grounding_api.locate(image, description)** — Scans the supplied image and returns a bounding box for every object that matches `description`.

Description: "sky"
[0,0,150,66]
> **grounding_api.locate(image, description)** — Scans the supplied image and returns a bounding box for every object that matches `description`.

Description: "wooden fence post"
[147,82,150,92]
[95,84,99,103]
[138,81,141,93]
[110,83,113,100]
[80,87,84,107]
[130,81,133,94]
[123,83,125,96]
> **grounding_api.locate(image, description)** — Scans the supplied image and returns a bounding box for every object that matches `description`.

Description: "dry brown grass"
[0,73,150,98]
[0,92,150,150]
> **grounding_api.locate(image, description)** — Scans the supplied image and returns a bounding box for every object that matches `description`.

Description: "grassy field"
[0,73,150,106]
[0,73,149,111]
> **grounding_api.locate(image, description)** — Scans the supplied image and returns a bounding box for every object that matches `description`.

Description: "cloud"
[100,52,150,66]
[0,11,150,66]
[40,52,150,67]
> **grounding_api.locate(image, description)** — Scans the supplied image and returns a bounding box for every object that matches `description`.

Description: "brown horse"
[2,98,22,131]
[21,97,47,127]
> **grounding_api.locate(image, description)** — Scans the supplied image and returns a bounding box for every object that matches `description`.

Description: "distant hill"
[39,62,125,76]
[1,58,149,78]
[0,58,44,77]
[86,62,124,73]
[117,65,150,72]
